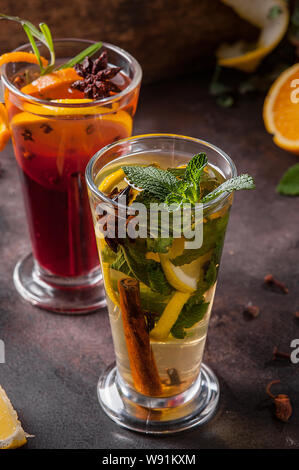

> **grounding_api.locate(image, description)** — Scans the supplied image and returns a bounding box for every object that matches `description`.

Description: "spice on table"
[295,311,299,319]
[266,380,292,422]
[118,278,162,396]
[243,304,260,318]
[263,274,289,294]
[272,346,291,362]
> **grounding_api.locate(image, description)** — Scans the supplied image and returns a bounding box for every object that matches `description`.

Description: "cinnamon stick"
[118,278,162,396]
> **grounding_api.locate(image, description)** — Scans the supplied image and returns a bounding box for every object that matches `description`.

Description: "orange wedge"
[21,68,82,100]
[263,63,299,154]
[0,104,11,151]
[0,51,48,68]
[0,385,31,449]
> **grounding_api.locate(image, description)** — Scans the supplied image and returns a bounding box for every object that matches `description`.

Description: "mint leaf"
[165,154,208,205]
[110,250,132,276]
[146,237,173,253]
[166,168,186,178]
[185,153,207,184]
[202,174,255,203]
[120,241,173,295]
[171,295,209,339]
[133,190,162,208]
[277,164,299,196]
[172,212,229,266]
[122,165,178,201]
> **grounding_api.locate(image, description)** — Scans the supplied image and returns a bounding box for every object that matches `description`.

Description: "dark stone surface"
[0,74,299,449]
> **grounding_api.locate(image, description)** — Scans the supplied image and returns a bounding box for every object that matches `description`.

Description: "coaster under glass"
[97,362,219,434]
[13,252,106,314]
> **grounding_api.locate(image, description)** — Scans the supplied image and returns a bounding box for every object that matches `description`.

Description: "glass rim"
[85,133,238,211]
[1,38,142,108]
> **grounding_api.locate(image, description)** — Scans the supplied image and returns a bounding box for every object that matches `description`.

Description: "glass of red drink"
[1,39,142,313]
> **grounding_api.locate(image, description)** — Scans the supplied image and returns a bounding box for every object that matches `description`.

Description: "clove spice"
[272,346,291,361]
[263,274,288,294]
[266,380,292,422]
[243,304,260,318]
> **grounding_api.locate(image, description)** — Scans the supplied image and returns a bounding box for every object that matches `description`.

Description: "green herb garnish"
[0,14,102,74]
[277,163,299,196]
[122,153,255,208]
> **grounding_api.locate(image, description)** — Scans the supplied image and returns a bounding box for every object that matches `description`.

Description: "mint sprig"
[0,14,102,75]
[122,165,178,200]
[122,153,255,207]
[277,163,299,196]
[201,174,255,203]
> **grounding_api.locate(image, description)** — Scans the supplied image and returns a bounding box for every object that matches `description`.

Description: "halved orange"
[263,63,299,154]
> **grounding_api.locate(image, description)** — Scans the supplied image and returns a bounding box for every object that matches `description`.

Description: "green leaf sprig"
[0,14,102,75]
[122,152,255,208]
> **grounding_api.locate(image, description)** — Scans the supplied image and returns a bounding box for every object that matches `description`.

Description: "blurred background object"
[0,0,259,83]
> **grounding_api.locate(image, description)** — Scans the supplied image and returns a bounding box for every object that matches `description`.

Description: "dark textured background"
[0,72,298,449]
[0,0,258,82]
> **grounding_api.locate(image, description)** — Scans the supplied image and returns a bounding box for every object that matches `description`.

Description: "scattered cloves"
[272,346,291,362]
[266,380,292,423]
[263,274,288,294]
[244,304,260,318]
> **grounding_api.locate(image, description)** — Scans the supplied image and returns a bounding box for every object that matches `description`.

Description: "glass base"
[13,252,106,314]
[97,362,219,435]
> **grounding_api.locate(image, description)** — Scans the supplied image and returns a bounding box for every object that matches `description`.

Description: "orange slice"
[10,102,132,188]
[21,68,82,100]
[0,51,48,68]
[263,63,299,154]
[217,0,289,72]
[0,104,11,151]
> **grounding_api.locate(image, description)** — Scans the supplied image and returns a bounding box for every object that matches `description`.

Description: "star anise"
[71,51,122,100]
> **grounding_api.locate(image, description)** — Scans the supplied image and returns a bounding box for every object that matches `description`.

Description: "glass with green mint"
[85,134,254,434]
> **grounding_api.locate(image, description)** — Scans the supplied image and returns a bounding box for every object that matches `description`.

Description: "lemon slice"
[150,291,191,341]
[0,385,30,449]
[217,0,289,72]
[159,254,203,293]
[0,103,11,151]
[98,169,125,193]
[102,262,120,307]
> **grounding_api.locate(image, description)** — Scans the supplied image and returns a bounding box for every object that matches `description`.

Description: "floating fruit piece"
[98,169,125,193]
[21,68,82,100]
[10,107,132,189]
[102,262,120,307]
[168,237,185,259]
[145,252,160,262]
[0,385,31,449]
[263,63,299,155]
[217,0,289,72]
[150,291,191,341]
[0,51,48,68]
[0,103,11,151]
[159,254,203,293]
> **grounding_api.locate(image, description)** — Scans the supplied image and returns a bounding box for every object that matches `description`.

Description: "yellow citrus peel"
[0,385,31,449]
[217,0,289,72]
